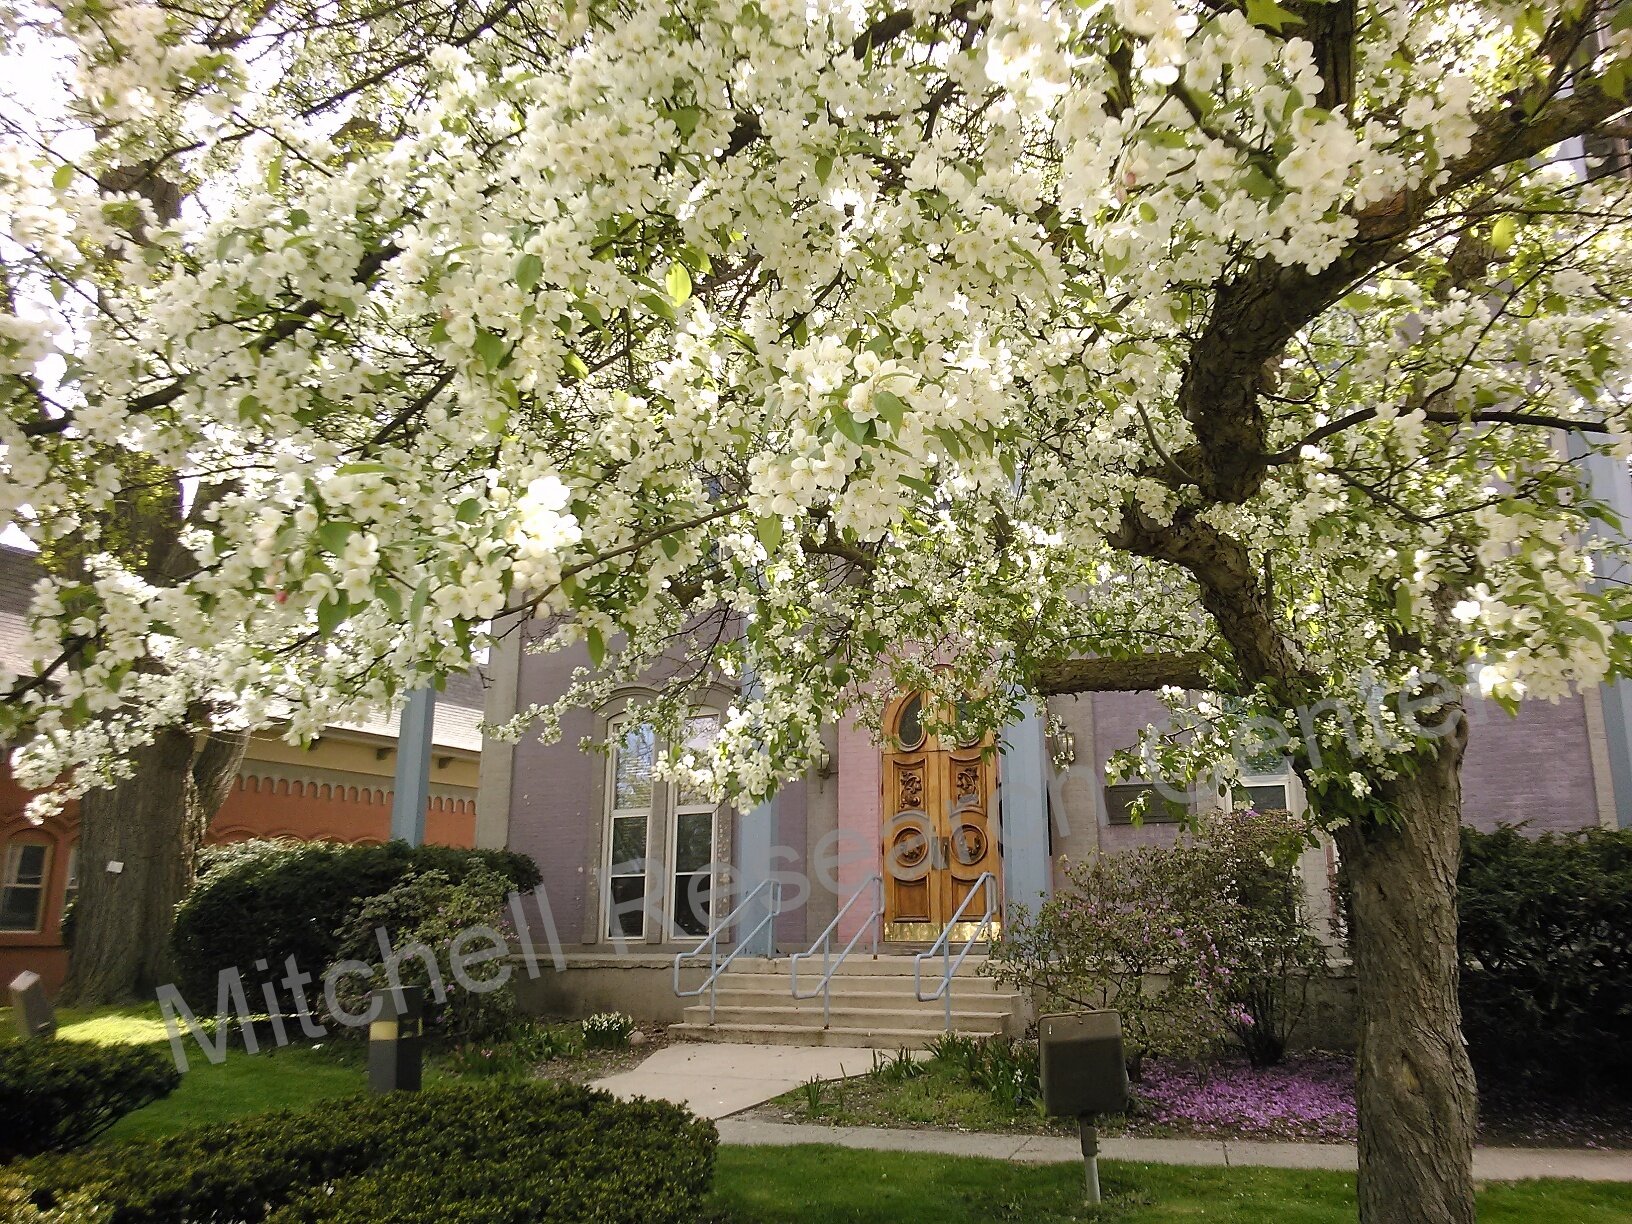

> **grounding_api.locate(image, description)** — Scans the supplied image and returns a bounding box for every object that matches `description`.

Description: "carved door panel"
[881,746,939,929]
[942,742,999,926]
[880,691,1001,940]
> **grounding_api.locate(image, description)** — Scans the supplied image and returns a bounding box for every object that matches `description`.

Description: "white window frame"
[665,711,723,942]
[601,718,656,942]
[63,844,79,911]
[1,840,53,934]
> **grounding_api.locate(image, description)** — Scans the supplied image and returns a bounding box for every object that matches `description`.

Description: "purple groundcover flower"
[1131,1053,1358,1142]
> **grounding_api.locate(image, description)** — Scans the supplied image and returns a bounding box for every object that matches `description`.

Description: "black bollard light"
[1039,1010,1129,1205]
[367,985,424,1093]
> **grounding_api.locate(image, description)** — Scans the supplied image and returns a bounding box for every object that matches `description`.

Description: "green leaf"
[665,261,693,305]
[563,350,589,381]
[315,522,356,554]
[640,292,677,321]
[1244,0,1303,29]
[317,594,349,637]
[758,515,784,552]
[660,535,681,560]
[586,627,607,667]
[669,105,702,138]
[377,581,404,620]
[832,409,871,446]
[409,580,430,627]
[516,253,543,292]
[873,389,907,429]
[815,155,834,185]
[475,329,508,370]
[52,163,73,190]
[1491,215,1519,253]
[456,498,482,524]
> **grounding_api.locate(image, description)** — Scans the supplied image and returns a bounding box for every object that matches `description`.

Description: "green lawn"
[9,1006,1630,1222]
[1,1002,459,1142]
[707,1147,1632,1223]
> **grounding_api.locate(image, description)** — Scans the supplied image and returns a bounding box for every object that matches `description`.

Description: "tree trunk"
[63,723,248,1005]
[1333,714,1477,1224]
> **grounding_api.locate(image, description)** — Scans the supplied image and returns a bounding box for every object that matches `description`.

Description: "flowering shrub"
[988,840,1237,1073]
[582,1012,636,1050]
[1203,808,1331,1066]
[988,808,1327,1070]
[328,864,521,1043]
[1132,1053,1357,1142]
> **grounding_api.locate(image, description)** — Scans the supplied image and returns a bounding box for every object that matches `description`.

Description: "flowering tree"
[4,0,1632,1217]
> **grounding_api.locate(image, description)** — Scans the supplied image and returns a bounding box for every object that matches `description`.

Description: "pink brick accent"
[833,712,883,944]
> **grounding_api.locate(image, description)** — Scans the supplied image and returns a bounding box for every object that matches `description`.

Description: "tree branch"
[1035,651,1214,695]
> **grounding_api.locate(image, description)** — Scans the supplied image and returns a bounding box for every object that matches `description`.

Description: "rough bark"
[1333,714,1477,1224]
[63,724,248,1005]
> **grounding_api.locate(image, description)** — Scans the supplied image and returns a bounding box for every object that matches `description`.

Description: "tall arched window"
[0,839,52,933]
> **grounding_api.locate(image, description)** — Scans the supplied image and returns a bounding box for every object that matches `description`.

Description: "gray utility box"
[1039,1010,1128,1118]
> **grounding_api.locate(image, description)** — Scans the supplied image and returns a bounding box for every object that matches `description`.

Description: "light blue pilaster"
[1000,697,1052,922]
[389,687,436,846]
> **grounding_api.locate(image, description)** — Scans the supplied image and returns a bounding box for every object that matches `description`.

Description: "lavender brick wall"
[1092,691,1189,853]
[1079,690,1604,841]
[505,634,814,947]
[506,632,599,943]
[1460,696,1600,833]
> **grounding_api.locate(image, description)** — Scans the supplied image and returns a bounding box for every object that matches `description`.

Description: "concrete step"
[746,955,996,977]
[715,975,1015,1002]
[683,1002,1014,1033]
[668,1021,992,1050]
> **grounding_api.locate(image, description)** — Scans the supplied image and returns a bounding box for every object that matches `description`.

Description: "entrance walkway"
[590,1042,885,1120]
[715,1120,1632,1183]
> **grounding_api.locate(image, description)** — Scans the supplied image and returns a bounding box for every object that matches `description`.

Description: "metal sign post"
[1039,1010,1129,1207]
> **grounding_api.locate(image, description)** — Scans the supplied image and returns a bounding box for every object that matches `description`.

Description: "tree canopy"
[3,0,1631,815]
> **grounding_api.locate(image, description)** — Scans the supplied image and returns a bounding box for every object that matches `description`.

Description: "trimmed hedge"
[171,840,540,1013]
[1459,823,1632,1088]
[11,1082,716,1223]
[0,1040,181,1162]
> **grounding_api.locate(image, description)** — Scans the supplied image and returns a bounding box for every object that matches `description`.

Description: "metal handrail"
[790,874,884,1028]
[914,872,999,1030]
[672,878,782,1023]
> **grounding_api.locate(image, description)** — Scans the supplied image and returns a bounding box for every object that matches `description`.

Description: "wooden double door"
[880,692,1001,941]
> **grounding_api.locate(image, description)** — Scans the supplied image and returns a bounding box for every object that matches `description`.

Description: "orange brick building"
[0,544,483,994]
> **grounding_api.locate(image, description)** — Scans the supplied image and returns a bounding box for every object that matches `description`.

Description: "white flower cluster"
[0,0,1629,817]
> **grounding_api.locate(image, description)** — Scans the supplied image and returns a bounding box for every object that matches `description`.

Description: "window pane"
[613,724,655,809]
[674,809,714,874]
[671,872,711,936]
[896,694,924,749]
[607,876,646,938]
[8,844,46,886]
[676,714,720,805]
[1245,784,1289,812]
[0,886,41,932]
[1104,783,1188,825]
[610,814,647,867]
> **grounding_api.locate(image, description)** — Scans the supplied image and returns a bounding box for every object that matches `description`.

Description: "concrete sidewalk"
[591,1043,886,1120]
[715,1119,1632,1182]
[594,1042,1632,1182]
